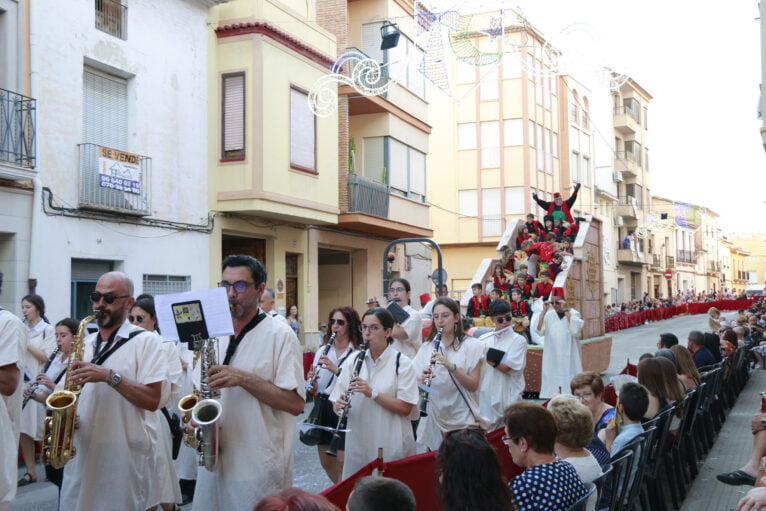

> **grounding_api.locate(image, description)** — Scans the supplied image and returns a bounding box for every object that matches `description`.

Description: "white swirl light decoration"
[308,53,396,117]
[634,225,648,239]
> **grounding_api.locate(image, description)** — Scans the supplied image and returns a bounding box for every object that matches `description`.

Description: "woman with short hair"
[570,371,614,433]
[549,397,603,487]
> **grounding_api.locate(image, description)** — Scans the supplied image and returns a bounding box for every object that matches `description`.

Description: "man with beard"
[192,254,305,510]
[60,272,167,510]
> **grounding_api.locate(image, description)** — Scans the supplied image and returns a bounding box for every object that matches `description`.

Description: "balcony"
[615,151,639,178]
[665,256,675,269]
[78,143,151,216]
[0,88,37,179]
[650,253,662,270]
[676,250,697,265]
[613,104,640,135]
[96,0,127,40]
[707,261,720,275]
[615,195,640,220]
[338,173,432,239]
[617,248,645,266]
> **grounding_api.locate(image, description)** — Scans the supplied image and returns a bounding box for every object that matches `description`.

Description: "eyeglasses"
[389,287,406,293]
[89,292,130,304]
[501,434,514,445]
[433,313,454,321]
[493,315,514,324]
[128,315,145,324]
[359,324,381,332]
[218,281,254,293]
[330,318,346,326]
[574,392,594,400]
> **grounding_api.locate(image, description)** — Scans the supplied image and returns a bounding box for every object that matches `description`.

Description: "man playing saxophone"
[191,255,305,511]
[59,272,167,511]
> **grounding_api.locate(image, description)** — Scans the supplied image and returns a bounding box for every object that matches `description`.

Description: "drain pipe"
[27,2,43,294]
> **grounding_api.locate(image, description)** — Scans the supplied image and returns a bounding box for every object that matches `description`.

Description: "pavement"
[10,310,748,509]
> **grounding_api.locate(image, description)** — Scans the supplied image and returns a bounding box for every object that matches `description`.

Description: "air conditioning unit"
[612,171,624,183]
[614,216,624,226]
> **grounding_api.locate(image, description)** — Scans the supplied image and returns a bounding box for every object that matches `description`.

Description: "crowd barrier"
[604,299,756,333]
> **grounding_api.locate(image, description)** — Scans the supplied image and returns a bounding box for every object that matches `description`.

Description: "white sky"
[515,0,766,233]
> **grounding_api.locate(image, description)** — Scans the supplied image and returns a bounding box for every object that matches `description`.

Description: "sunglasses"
[128,315,145,324]
[389,287,406,293]
[494,315,514,324]
[89,291,130,304]
[330,318,346,326]
[218,281,254,293]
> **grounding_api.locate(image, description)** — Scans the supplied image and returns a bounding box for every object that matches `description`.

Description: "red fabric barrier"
[487,427,526,482]
[380,452,440,511]
[686,299,756,315]
[320,457,384,509]
[302,352,314,380]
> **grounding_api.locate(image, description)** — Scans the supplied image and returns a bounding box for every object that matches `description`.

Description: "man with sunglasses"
[60,271,167,511]
[535,297,584,399]
[478,300,528,429]
[192,254,305,511]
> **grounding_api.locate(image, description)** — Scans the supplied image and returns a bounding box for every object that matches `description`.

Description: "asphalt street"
[11,310,732,510]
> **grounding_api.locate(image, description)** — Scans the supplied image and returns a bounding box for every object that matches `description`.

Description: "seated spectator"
[346,476,415,511]
[737,487,766,510]
[549,396,604,484]
[601,382,650,456]
[436,428,513,511]
[708,307,722,332]
[658,333,679,350]
[467,283,490,319]
[717,413,766,488]
[669,345,701,388]
[703,331,724,363]
[489,287,504,303]
[637,357,685,423]
[493,263,510,295]
[254,488,339,511]
[721,328,738,356]
[570,371,614,433]
[654,348,676,365]
[503,402,588,511]
[688,331,717,368]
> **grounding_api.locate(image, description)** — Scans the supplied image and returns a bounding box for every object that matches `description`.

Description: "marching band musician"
[192,255,305,510]
[387,278,422,358]
[0,306,26,511]
[329,308,419,479]
[412,297,487,451]
[60,272,167,511]
[305,306,362,483]
[18,294,56,487]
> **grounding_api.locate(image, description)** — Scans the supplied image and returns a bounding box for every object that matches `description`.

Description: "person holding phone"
[535,297,584,399]
[478,300,528,429]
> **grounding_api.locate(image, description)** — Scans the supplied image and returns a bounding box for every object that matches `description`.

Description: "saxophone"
[42,312,99,469]
[189,338,221,471]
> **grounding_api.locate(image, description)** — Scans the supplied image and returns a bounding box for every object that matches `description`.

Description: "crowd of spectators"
[605,289,749,318]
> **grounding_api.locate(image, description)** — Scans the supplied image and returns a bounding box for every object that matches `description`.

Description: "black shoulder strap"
[396,351,401,376]
[92,329,145,366]
[321,347,354,393]
[224,312,267,366]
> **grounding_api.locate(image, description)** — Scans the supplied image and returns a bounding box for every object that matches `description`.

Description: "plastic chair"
[661,392,692,509]
[624,427,656,511]
[640,406,675,511]
[606,449,634,511]
[680,384,705,480]
[592,463,613,510]
[568,482,596,511]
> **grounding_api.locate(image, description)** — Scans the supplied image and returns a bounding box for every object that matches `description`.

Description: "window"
[290,87,315,172]
[143,275,192,296]
[222,73,245,160]
[502,56,521,79]
[536,124,544,170]
[458,123,476,150]
[582,156,591,186]
[480,121,499,168]
[505,187,525,214]
[528,120,536,147]
[363,137,385,182]
[580,108,589,129]
[482,188,501,236]
[479,65,499,101]
[552,132,559,158]
[625,140,642,166]
[95,0,127,39]
[645,149,649,171]
[643,107,649,129]
[503,119,523,146]
[365,136,426,200]
[458,190,478,217]
[388,34,425,98]
[571,151,580,182]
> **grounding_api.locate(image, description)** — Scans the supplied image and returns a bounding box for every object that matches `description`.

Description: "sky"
[428,0,766,233]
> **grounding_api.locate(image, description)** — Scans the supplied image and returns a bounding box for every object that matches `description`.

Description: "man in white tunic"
[388,278,422,358]
[60,272,167,511]
[0,308,26,511]
[192,255,305,511]
[478,300,528,429]
[535,297,584,398]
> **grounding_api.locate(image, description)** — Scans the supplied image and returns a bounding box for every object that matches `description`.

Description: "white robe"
[20,321,55,440]
[329,345,418,479]
[192,313,305,511]
[392,305,422,359]
[536,309,584,398]
[311,344,357,397]
[60,321,167,511]
[478,328,528,429]
[0,310,26,511]
[412,337,487,450]
[174,343,198,480]
[146,338,184,507]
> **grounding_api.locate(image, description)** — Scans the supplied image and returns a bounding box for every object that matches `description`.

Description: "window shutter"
[82,68,127,149]
[222,73,245,158]
[290,88,315,170]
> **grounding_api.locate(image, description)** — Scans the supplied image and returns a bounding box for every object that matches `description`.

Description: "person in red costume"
[534,271,554,301]
[532,183,581,224]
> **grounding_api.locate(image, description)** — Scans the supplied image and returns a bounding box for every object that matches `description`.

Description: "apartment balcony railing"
[78,143,151,215]
[347,172,389,218]
[676,250,697,264]
[0,88,36,169]
[613,105,640,123]
[615,151,639,177]
[707,261,721,274]
[650,254,661,269]
[665,256,675,269]
[96,0,127,39]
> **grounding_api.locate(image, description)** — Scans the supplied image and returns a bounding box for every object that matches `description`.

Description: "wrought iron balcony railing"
[347,172,389,218]
[78,143,151,215]
[0,88,36,169]
[96,0,127,39]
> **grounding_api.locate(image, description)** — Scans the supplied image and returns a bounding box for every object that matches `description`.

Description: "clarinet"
[22,346,60,410]
[306,333,336,391]
[419,328,443,417]
[326,340,369,457]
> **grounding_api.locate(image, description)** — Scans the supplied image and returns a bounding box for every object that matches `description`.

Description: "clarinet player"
[192,255,305,510]
[329,308,418,479]
[305,306,361,483]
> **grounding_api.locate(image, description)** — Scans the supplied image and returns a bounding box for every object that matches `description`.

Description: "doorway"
[317,248,353,322]
[222,235,266,266]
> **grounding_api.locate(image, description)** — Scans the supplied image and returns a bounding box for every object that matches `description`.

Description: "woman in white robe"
[18,294,56,486]
[173,342,197,504]
[329,307,419,479]
[535,298,584,398]
[412,297,487,451]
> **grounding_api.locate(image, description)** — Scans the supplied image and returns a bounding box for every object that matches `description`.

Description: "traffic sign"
[664,270,673,280]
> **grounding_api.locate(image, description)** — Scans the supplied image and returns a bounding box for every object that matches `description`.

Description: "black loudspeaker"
[380,22,401,51]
